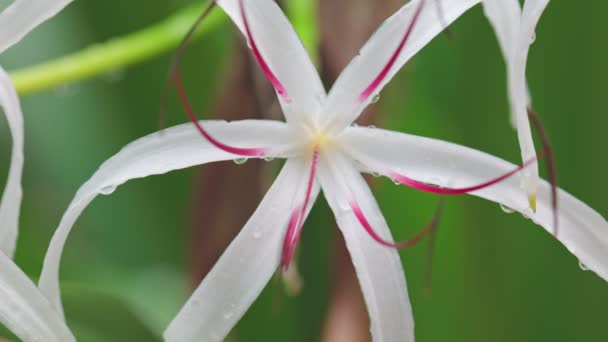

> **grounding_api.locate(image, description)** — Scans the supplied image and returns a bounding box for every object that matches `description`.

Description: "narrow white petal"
[317,152,414,342]
[165,158,320,341]
[482,0,521,59]
[342,126,608,281]
[0,0,73,53]
[321,0,481,133]
[39,120,292,316]
[0,252,75,342]
[216,0,326,125]
[0,67,23,258]
[499,0,550,204]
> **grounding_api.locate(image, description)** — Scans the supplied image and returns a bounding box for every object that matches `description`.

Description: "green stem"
[10,3,226,96]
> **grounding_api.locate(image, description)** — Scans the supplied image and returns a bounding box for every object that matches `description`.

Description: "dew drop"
[578,260,590,271]
[371,94,381,103]
[351,123,359,127]
[253,230,262,239]
[223,311,234,320]
[233,157,248,165]
[370,171,381,178]
[263,156,275,162]
[393,178,401,186]
[368,124,377,129]
[99,185,117,195]
[499,204,515,214]
[529,32,536,44]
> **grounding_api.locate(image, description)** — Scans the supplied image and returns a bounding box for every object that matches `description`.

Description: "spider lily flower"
[0,0,75,257]
[37,0,607,340]
[0,250,75,341]
[482,0,551,211]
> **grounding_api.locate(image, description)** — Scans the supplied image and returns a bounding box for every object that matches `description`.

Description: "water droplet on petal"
[223,311,234,320]
[530,32,536,44]
[371,171,381,178]
[263,156,275,162]
[393,178,401,186]
[233,157,248,165]
[351,123,359,127]
[371,94,381,103]
[99,185,117,195]
[368,124,377,129]
[579,260,590,271]
[253,230,262,239]
[499,204,515,214]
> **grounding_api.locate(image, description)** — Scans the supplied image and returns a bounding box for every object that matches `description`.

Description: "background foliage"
[0,0,606,341]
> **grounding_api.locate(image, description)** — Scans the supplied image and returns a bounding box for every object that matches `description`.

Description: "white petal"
[164,158,320,342]
[39,120,292,316]
[317,152,414,342]
[0,67,23,258]
[0,252,75,342]
[482,0,521,59]
[0,0,73,53]
[320,0,481,133]
[216,0,326,125]
[341,126,608,281]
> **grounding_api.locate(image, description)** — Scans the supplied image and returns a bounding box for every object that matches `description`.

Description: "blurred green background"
[0,0,607,341]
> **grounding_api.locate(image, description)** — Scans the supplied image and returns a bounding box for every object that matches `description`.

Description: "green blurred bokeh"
[0,0,606,341]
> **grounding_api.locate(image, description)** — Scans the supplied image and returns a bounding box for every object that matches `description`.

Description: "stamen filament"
[349,196,444,249]
[239,0,291,102]
[387,152,542,195]
[358,0,426,102]
[172,69,268,157]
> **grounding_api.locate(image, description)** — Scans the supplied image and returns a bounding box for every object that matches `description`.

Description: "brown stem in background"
[319,0,400,341]
[190,41,277,284]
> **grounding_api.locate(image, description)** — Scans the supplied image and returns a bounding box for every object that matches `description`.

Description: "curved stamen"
[349,196,444,249]
[172,69,268,157]
[159,1,217,130]
[387,152,542,195]
[282,146,320,270]
[358,0,426,103]
[238,0,291,102]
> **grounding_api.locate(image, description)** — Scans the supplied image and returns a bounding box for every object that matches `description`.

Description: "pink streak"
[172,70,268,157]
[387,154,540,195]
[358,0,426,103]
[349,198,430,249]
[281,147,320,270]
[239,0,291,102]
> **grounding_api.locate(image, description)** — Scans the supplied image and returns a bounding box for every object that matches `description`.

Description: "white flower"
[482,0,551,209]
[36,0,607,341]
[0,0,75,257]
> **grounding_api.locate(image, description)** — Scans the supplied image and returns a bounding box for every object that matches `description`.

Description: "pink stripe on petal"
[281,147,320,270]
[387,154,540,195]
[172,70,269,157]
[239,0,291,102]
[281,205,302,270]
[358,0,426,103]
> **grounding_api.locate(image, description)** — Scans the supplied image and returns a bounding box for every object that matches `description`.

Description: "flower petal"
[482,0,521,60]
[341,126,608,281]
[0,0,73,53]
[320,0,481,133]
[0,252,75,342]
[216,0,326,125]
[0,67,23,258]
[38,119,292,316]
[164,158,320,342]
[317,152,415,342]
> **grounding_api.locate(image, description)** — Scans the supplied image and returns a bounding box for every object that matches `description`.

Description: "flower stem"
[9,3,225,96]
